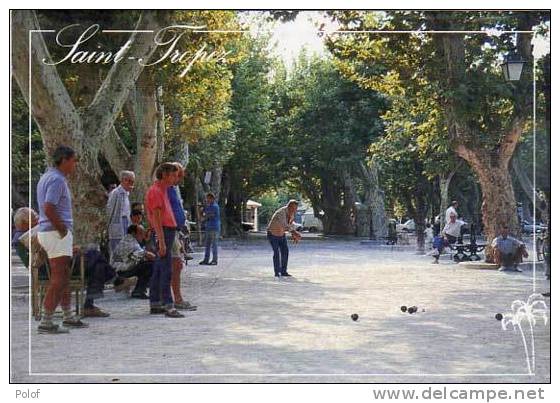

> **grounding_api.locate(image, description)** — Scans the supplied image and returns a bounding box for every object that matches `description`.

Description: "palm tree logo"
[501,293,548,374]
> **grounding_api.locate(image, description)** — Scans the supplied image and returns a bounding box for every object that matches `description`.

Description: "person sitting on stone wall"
[491,224,529,272]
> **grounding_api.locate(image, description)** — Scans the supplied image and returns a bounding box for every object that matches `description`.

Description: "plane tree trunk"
[11,10,162,243]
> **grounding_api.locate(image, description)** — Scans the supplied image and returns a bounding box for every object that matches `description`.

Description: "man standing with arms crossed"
[145,162,184,318]
[36,146,88,333]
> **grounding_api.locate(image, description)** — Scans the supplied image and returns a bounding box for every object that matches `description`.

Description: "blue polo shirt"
[37,167,73,232]
[204,202,221,231]
[167,186,186,228]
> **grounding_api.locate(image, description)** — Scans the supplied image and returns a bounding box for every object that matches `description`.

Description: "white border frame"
[23,22,542,379]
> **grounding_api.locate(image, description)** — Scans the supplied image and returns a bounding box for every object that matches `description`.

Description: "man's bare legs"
[42,256,71,327]
[171,258,184,304]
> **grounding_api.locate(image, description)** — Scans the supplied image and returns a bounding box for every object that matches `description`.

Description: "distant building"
[244,200,262,232]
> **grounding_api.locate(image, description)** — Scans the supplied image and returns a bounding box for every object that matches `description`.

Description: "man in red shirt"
[145,162,183,318]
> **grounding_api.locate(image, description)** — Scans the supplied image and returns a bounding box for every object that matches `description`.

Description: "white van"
[302,210,324,233]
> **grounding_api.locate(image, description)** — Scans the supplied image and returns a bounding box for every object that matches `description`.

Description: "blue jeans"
[149,227,176,309]
[267,232,289,276]
[204,230,219,262]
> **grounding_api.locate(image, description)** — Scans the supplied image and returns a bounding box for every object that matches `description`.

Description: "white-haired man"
[106,170,135,255]
[267,200,302,278]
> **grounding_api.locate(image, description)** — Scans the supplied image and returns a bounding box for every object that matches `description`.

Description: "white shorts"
[37,230,73,259]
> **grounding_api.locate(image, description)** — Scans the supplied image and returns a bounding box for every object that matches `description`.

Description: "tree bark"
[438,161,461,229]
[455,145,519,261]
[12,10,162,243]
[100,126,133,175]
[359,161,387,239]
[320,178,354,235]
[128,75,159,200]
[81,12,162,142]
[430,14,535,257]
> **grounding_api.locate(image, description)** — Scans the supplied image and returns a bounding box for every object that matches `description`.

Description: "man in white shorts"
[36,146,88,333]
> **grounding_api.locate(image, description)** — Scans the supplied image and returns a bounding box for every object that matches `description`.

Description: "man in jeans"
[145,162,183,318]
[168,162,197,311]
[199,193,221,265]
[36,145,88,333]
[266,200,302,278]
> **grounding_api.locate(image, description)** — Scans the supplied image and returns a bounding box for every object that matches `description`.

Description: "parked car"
[396,219,415,232]
[522,220,546,234]
[302,210,323,232]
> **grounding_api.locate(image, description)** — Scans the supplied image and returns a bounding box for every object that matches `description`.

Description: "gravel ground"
[10,239,550,383]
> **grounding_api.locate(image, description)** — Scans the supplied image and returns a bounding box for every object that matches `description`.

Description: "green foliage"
[326,10,548,152]
[273,52,387,219]
[222,32,281,197]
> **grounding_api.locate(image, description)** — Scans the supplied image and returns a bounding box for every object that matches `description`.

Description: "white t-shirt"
[443,219,465,238]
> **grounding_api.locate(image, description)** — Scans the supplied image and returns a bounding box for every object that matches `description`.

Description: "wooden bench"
[31,254,86,321]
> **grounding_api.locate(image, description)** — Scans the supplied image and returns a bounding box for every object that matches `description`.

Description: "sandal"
[82,307,110,318]
[165,309,185,318]
[62,317,89,328]
[175,301,198,311]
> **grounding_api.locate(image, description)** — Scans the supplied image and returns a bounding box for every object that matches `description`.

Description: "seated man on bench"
[491,224,529,272]
[110,224,155,299]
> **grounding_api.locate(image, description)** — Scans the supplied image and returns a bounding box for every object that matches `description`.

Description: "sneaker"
[150,306,166,314]
[165,309,185,318]
[175,301,197,311]
[542,292,551,297]
[209,261,218,266]
[38,323,69,334]
[280,273,292,277]
[199,260,210,265]
[82,306,110,318]
[62,317,89,328]
[185,255,194,261]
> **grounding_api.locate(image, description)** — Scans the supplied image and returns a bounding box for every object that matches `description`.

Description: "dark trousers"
[149,227,176,309]
[120,260,153,295]
[84,250,116,301]
[267,232,289,276]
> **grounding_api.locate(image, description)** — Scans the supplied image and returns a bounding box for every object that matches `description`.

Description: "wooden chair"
[31,254,86,321]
